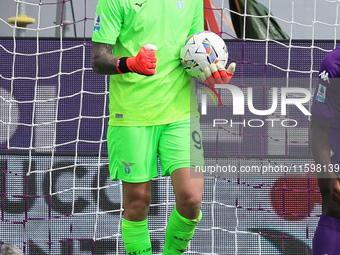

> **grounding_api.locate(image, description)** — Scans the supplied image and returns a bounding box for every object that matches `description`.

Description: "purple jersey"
[311,47,340,164]
[313,215,340,255]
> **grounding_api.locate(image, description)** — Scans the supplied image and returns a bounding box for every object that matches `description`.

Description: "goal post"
[55,0,75,37]
[6,0,36,37]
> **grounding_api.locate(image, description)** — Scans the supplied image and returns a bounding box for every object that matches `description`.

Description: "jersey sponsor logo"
[177,0,184,9]
[319,70,330,83]
[93,14,101,31]
[315,83,326,103]
[115,113,123,118]
[122,161,135,174]
[135,1,147,7]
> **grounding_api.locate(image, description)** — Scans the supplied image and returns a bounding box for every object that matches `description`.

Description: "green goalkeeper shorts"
[107,117,204,183]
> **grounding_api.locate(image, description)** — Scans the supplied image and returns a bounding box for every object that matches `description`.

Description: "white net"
[0,0,339,254]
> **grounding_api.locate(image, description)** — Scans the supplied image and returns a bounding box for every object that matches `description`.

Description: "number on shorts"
[192,131,202,150]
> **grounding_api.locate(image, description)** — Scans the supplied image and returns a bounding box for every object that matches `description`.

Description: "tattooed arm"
[91,42,157,76]
[91,42,120,75]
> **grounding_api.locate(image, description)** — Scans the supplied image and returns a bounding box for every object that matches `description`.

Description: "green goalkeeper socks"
[121,218,152,255]
[163,206,202,255]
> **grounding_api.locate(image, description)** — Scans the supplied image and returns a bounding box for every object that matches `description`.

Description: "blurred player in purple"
[311,47,340,254]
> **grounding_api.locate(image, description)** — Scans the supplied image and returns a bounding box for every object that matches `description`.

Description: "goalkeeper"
[91,0,235,254]
[311,47,340,254]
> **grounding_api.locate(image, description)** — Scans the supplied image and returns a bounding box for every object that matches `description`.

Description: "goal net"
[0,0,337,254]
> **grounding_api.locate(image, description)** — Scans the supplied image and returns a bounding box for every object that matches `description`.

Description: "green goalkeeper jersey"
[92,0,204,126]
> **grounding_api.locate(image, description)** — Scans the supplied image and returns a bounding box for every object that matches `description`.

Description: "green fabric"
[121,218,152,255]
[106,117,204,182]
[229,0,289,39]
[92,0,204,126]
[163,206,202,254]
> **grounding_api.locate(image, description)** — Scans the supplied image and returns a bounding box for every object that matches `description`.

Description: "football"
[180,31,229,77]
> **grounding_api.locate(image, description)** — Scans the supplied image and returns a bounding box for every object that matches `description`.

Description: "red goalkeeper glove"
[116,44,157,76]
[201,62,236,87]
